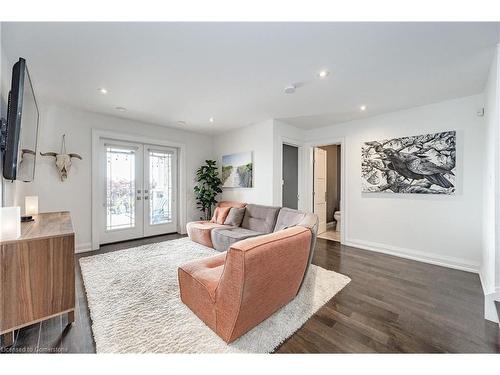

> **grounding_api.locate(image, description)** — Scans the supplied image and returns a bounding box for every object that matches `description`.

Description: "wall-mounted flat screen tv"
[1,57,39,182]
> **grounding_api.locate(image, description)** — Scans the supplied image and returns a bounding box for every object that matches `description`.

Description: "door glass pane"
[106,146,136,231]
[149,150,173,225]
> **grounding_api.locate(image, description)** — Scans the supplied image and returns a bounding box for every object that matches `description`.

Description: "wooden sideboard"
[0,211,75,347]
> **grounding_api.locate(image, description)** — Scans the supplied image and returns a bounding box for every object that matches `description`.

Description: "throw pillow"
[224,207,246,226]
[211,206,231,224]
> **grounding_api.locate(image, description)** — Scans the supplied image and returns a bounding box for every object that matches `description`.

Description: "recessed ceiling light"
[318,70,330,79]
[360,105,367,111]
[209,117,215,123]
[284,85,296,94]
[177,121,186,126]
[99,88,108,94]
[115,106,126,112]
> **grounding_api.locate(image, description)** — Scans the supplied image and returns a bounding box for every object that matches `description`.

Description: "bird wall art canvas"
[361,131,456,194]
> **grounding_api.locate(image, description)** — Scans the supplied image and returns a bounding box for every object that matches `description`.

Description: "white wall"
[482,44,500,321]
[9,104,213,251]
[213,119,275,205]
[303,95,485,273]
[482,46,498,293]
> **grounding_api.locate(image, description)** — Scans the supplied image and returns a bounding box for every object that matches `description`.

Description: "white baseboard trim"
[478,271,494,295]
[344,238,480,274]
[75,242,93,254]
[483,290,500,323]
[75,231,186,254]
[467,271,500,323]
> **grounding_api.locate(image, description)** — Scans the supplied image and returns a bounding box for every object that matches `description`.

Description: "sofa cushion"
[241,204,280,233]
[224,207,246,226]
[273,207,306,232]
[186,221,232,248]
[211,227,263,252]
[211,206,231,224]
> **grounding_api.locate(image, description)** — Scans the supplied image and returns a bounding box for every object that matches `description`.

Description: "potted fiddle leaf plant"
[194,160,223,220]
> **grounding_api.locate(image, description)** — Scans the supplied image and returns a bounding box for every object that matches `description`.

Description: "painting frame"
[221,151,253,188]
[361,130,456,194]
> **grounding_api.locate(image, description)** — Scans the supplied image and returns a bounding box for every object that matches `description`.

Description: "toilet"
[334,211,341,232]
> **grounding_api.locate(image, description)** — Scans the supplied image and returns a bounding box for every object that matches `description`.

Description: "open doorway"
[313,144,341,242]
[282,143,299,209]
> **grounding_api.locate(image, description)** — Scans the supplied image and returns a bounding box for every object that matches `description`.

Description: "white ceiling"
[2,22,499,133]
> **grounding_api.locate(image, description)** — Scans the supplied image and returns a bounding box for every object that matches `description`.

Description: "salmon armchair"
[178,226,312,343]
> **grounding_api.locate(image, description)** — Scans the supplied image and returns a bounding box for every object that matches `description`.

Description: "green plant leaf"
[194,159,223,219]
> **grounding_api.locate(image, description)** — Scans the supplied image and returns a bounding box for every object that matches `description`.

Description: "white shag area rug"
[79,237,350,353]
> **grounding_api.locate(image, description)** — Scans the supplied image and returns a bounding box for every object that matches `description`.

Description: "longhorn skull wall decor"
[40,134,82,181]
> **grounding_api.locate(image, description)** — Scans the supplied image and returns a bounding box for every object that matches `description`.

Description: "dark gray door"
[282,144,298,209]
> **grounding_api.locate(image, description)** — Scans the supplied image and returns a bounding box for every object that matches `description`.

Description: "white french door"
[143,145,177,236]
[99,139,177,244]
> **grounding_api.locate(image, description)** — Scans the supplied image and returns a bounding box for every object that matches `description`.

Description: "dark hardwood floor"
[1,236,499,353]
